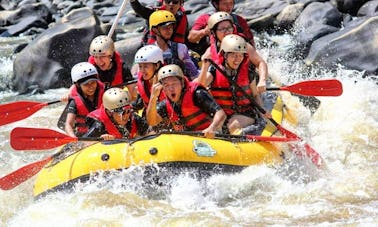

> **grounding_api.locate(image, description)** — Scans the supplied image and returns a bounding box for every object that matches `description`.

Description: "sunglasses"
[164,0,180,4]
[111,105,133,115]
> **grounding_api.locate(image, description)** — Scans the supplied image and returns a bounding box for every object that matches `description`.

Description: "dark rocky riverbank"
[0,0,376,92]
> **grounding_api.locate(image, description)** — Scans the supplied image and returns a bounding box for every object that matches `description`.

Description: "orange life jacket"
[88,107,138,139]
[70,82,105,135]
[165,80,212,131]
[210,56,254,116]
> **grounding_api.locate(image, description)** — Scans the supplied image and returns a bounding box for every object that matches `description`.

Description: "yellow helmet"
[158,64,184,82]
[89,35,115,56]
[220,34,247,53]
[207,11,233,30]
[102,88,131,111]
[149,10,176,30]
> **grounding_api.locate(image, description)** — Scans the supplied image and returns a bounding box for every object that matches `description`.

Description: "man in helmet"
[130,0,188,45]
[83,88,149,140]
[198,12,268,93]
[198,34,270,135]
[58,62,105,137]
[146,64,226,138]
[88,35,137,99]
[132,45,165,115]
[187,0,254,55]
[149,10,199,80]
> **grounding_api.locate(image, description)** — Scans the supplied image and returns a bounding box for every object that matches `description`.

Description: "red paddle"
[0,100,61,126]
[267,79,343,96]
[10,127,298,151]
[0,156,53,190]
[208,59,324,167]
[10,127,102,150]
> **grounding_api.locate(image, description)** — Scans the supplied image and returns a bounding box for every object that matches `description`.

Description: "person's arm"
[65,113,76,137]
[82,118,106,138]
[130,0,155,20]
[193,88,226,138]
[146,82,164,126]
[187,14,210,43]
[63,100,78,137]
[203,109,226,138]
[196,48,213,87]
[249,80,272,118]
[247,43,268,93]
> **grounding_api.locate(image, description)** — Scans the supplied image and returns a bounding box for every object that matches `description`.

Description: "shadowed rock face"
[305,16,378,74]
[12,7,104,93]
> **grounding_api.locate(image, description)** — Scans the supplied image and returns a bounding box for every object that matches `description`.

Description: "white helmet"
[89,35,115,56]
[220,34,247,53]
[134,45,164,64]
[102,88,131,111]
[158,64,184,82]
[71,62,98,84]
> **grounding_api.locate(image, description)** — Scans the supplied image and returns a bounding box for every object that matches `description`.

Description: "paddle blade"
[0,156,52,190]
[275,124,323,167]
[10,127,78,150]
[0,101,48,126]
[281,79,343,96]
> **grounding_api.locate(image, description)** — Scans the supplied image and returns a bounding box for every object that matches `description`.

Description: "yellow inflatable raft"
[33,95,289,198]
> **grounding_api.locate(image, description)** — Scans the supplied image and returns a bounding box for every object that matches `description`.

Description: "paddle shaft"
[108,0,129,38]
[208,59,322,166]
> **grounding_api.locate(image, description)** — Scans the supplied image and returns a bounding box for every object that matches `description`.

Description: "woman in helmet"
[84,88,149,140]
[88,35,137,99]
[130,0,188,45]
[188,0,254,55]
[59,62,105,137]
[198,11,268,93]
[146,64,226,138]
[198,34,270,135]
[132,45,165,115]
[149,10,199,80]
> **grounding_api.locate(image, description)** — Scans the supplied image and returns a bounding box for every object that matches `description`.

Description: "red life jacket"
[165,80,212,131]
[88,107,138,139]
[70,82,105,135]
[210,56,254,116]
[146,6,187,44]
[88,51,124,87]
[136,72,165,108]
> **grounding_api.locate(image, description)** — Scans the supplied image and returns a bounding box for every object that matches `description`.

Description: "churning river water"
[0,34,377,226]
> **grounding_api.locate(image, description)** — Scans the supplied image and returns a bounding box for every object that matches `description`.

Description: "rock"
[305,16,378,74]
[0,3,52,26]
[1,15,49,37]
[335,0,369,15]
[275,3,305,31]
[115,35,144,69]
[294,1,342,52]
[12,7,105,93]
[357,0,378,17]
